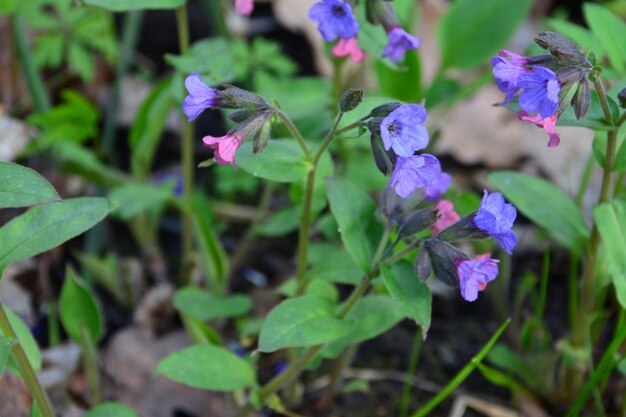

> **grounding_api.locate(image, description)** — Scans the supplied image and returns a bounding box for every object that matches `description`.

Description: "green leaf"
[0,162,60,208]
[188,193,229,292]
[84,403,138,417]
[322,295,405,358]
[256,207,300,237]
[52,142,128,188]
[584,3,626,75]
[59,268,104,343]
[258,295,355,353]
[173,287,251,321]
[488,171,590,251]
[237,140,311,183]
[306,243,362,286]
[84,0,185,11]
[109,183,172,220]
[30,403,42,417]
[327,177,383,274]
[593,200,626,308]
[0,308,41,373]
[68,43,94,81]
[381,261,432,334]
[0,197,113,270]
[437,0,533,70]
[130,77,173,178]
[0,336,16,375]
[156,345,256,391]
[165,38,236,85]
[256,75,332,121]
[374,50,422,102]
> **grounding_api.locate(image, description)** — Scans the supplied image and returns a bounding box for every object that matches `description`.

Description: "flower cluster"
[308,0,420,63]
[182,73,272,167]
[492,32,593,147]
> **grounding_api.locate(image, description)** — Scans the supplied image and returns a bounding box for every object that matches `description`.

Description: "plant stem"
[384,241,421,266]
[12,14,51,112]
[576,153,595,207]
[399,327,423,417]
[176,5,195,285]
[80,326,101,405]
[0,304,55,417]
[277,110,312,161]
[102,11,143,152]
[295,112,344,294]
[573,79,617,348]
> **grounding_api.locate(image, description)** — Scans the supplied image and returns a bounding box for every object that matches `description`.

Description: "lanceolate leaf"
[593,200,626,308]
[85,403,138,417]
[0,336,16,375]
[488,171,590,251]
[156,345,256,391]
[583,3,626,75]
[0,162,60,208]
[0,197,113,271]
[59,268,104,343]
[437,0,533,70]
[0,308,41,373]
[173,287,251,321]
[237,140,311,183]
[258,295,355,353]
[84,0,185,11]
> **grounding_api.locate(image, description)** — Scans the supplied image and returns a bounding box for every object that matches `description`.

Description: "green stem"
[277,110,312,161]
[573,79,617,348]
[334,118,366,137]
[102,11,144,151]
[325,343,358,398]
[576,153,595,207]
[12,14,51,112]
[80,326,101,405]
[0,304,55,417]
[384,241,421,266]
[176,5,195,285]
[617,112,626,127]
[295,112,344,294]
[399,327,422,417]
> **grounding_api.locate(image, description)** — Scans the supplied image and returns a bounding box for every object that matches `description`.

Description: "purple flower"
[457,255,500,302]
[390,154,441,198]
[382,27,421,62]
[308,0,359,42]
[518,66,561,118]
[183,73,221,122]
[380,104,428,157]
[473,191,517,255]
[491,50,530,103]
[423,172,451,201]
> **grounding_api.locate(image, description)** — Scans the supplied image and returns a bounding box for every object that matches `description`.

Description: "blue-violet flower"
[473,191,517,254]
[423,171,452,201]
[382,27,421,62]
[457,255,499,302]
[308,0,359,42]
[491,50,530,103]
[380,104,428,157]
[518,66,560,118]
[390,154,440,198]
[183,73,221,122]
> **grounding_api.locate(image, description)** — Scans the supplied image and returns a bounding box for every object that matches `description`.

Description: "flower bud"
[253,117,272,154]
[370,133,393,176]
[618,88,626,109]
[415,247,431,282]
[397,207,438,240]
[219,85,268,110]
[436,212,489,242]
[571,78,590,120]
[340,88,364,113]
[368,102,402,118]
[232,111,272,150]
[423,239,468,287]
[365,0,398,27]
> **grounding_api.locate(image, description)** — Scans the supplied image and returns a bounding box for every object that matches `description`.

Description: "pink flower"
[235,0,253,15]
[430,199,460,236]
[332,37,365,63]
[518,110,561,148]
[203,134,244,167]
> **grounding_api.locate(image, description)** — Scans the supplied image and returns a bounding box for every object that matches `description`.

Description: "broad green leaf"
[156,345,256,390]
[256,207,300,237]
[130,77,173,178]
[237,140,311,183]
[374,50,422,102]
[0,336,15,375]
[584,3,626,75]
[381,261,432,334]
[189,193,229,292]
[85,402,138,417]
[256,75,332,121]
[593,200,626,308]
[306,243,362,286]
[0,162,60,208]
[327,177,383,274]
[0,197,113,270]
[258,295,355,353]
[280,279,339,303]
[0,308,41,373]
[0,0,16,14]
[109,183,172,220]
[173,287,251,321]
[85,0,184,11]
[60,268,104,343]
[52,142,128,188]
[488,172,590,251]
[437,0,533,70]
[165,38,236,85]
[322,295,405,358]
